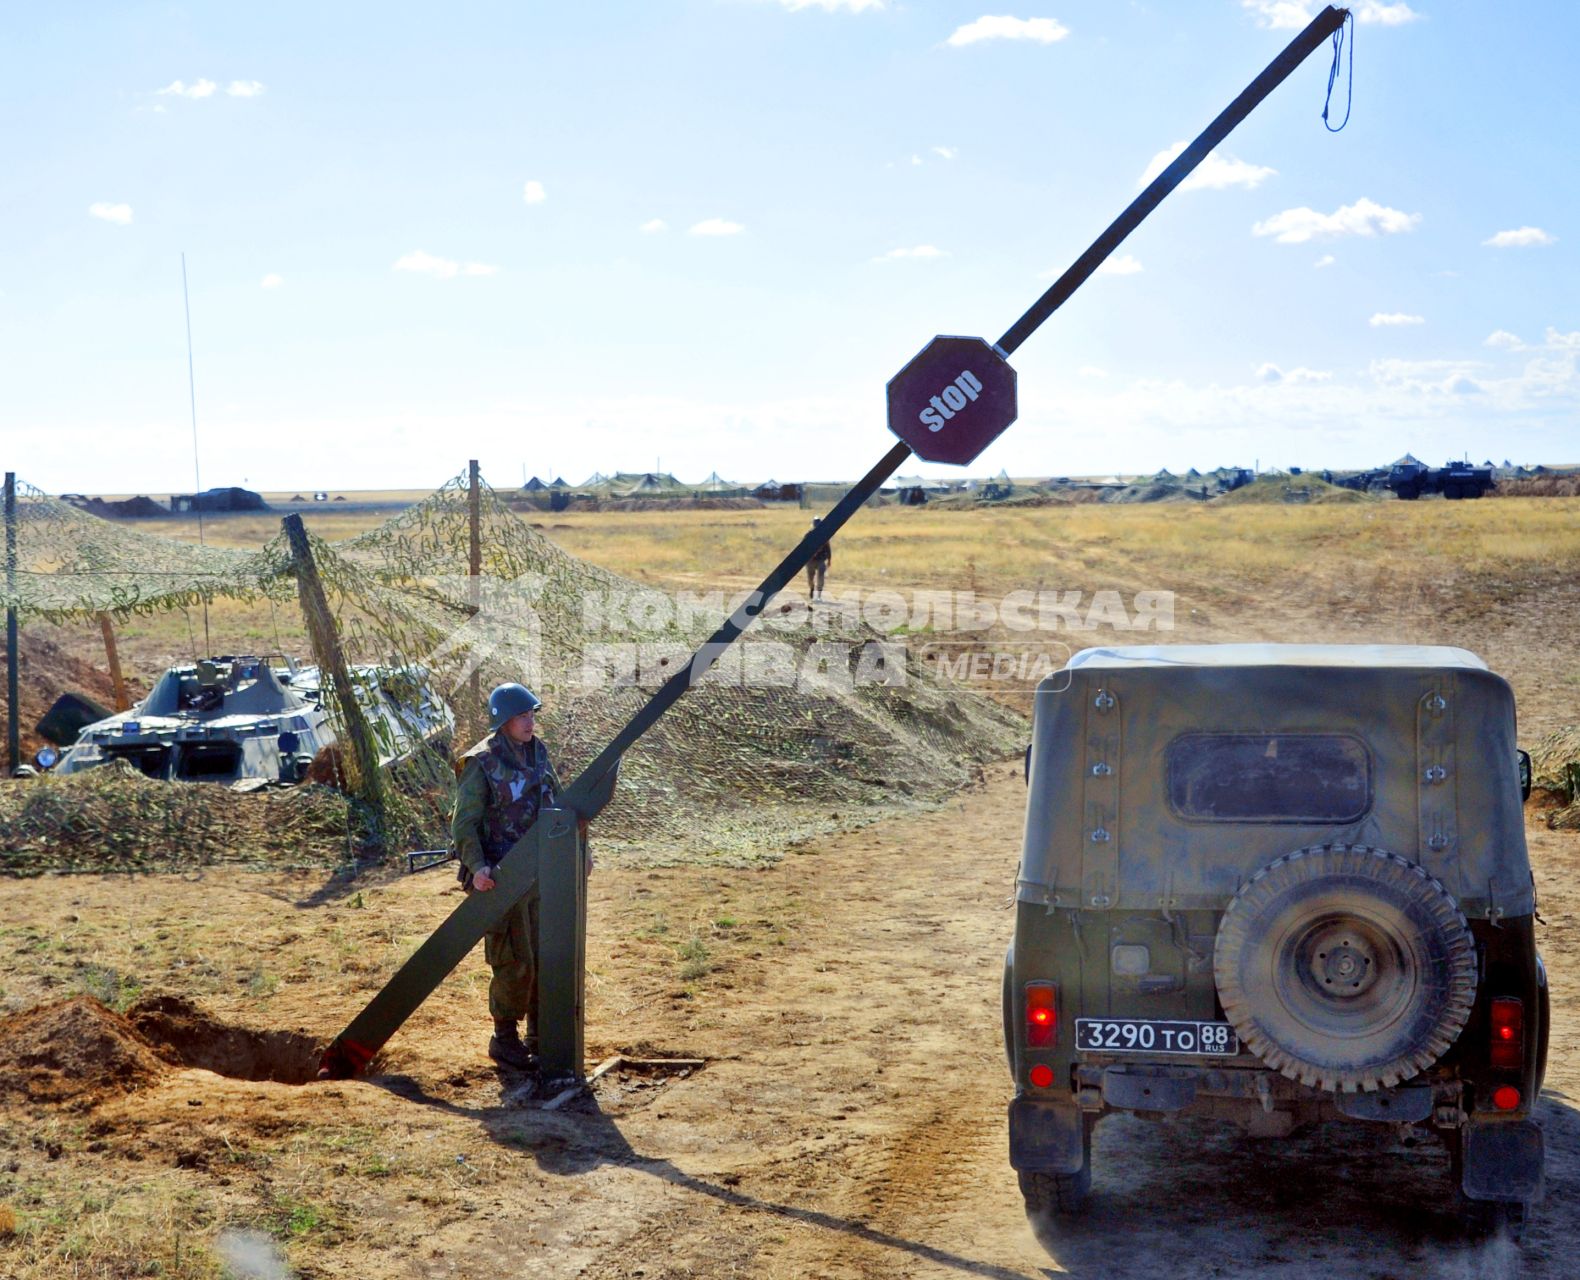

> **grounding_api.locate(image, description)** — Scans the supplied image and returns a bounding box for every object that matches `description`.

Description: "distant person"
[807,518,832,600]
[451,683,563,1073]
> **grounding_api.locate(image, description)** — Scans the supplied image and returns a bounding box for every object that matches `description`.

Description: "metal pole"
[467,460,483,740]
[282,514,388,826]
[5,473,18,775]
[467,459,482,583]
[996,5,1348,357]
[97,613,130,711]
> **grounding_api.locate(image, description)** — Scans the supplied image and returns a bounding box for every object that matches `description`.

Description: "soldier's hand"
[473,868,496,891]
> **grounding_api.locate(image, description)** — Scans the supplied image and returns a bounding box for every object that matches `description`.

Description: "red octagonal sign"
[886,335,1018,466]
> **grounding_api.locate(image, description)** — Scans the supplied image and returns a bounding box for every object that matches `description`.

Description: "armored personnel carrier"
[1387,459,1495,500]
[46,655,452,785]
[1005,644,1546,1228]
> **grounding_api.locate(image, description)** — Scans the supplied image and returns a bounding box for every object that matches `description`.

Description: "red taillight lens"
[1029,1064,1055,1088]
[1490,997,1523,1070]
[1492,1085,1521,1112]
[1025,982,1057,1048]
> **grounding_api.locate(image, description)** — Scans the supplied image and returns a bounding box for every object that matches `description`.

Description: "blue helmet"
[488,682,542,730]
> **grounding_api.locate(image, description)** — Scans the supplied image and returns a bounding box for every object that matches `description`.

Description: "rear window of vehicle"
[1166,733,1372,823]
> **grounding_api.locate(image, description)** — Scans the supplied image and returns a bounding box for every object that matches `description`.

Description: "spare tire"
[1214,844,1476,1092]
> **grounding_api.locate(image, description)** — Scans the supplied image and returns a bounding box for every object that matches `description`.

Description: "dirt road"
[4,767,1578,1278]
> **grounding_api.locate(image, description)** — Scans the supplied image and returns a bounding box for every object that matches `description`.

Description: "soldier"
[806,518,832,601]
[451,682,562,1071]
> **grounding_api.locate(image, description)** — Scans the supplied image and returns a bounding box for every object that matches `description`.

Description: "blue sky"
[3,1,1574,493]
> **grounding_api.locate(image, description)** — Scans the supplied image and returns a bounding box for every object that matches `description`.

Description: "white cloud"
[1368,358,1487,395]
[1314,254,1336,268]
[226,80,265,97]
[393,250,498,279]
[1355,2,1421,26]
[639,219,668,234]
[1242,1,1420,28]
[1240,0,1312,28]
[689,218,745,236]
[1370,312,1425,327]
[156,79,217,99]
[1095,254,1143,276]
[947,15,1070,46]
[522,180,546,205]
[1078,366,1108,378]
[1252,197,1421,244]
[1138,141,1275,192]
[1256,363,1333,384]
[874,245,947,261]
[910,154,923,166]
[260,273,283,289]
[1482,226,1555,248]
[1544,327,1580,350]
[1484,330,1524,351]
[89,202,133,225]
[931,145,957,160]
[776,0,885,10]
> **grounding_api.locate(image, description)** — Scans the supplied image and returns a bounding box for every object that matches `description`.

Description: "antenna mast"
[181,253,210,654]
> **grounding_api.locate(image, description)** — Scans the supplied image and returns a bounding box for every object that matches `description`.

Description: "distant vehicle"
[1006,644,1546,1231]
[43,655,452,785]
[1388,460,1495,501]
[313,491,330,502]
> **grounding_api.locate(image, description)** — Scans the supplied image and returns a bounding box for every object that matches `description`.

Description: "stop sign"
[886,335,1018,466]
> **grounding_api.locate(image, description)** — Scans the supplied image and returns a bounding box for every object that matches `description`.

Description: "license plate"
[1074,1018,1238,1056]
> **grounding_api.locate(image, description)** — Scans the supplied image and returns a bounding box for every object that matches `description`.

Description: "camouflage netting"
[1530,726,1580,831]
[1,473,1025,871]
[0,761,357,873]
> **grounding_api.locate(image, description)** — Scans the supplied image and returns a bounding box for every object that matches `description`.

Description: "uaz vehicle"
[1005,645,1546,1225]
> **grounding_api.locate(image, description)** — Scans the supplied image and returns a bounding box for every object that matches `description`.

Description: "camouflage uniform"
[451,732,562,1037]
[807,541,832,600]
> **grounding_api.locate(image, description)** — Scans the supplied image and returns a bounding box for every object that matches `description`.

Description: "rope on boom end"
[1323,9,1354,133]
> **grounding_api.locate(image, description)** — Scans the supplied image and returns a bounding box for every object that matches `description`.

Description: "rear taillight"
[1025,982,1057,1048]
[1490,997,1523,1070]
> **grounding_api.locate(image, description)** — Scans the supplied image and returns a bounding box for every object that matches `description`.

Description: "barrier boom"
[317,4,1350,1081]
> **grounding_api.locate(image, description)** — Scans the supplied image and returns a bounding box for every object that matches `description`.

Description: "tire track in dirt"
[647,772,1580,1280]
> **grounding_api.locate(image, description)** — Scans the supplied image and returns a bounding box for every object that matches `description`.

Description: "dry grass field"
[2,493,1578,1279]
[47,495,1580,736]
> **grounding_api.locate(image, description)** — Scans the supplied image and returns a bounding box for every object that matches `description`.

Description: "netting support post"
[535,806,586,1082]
[467,460,483,742]
[282,513,388,832]
[4,472,17,775]
[97,613,130,712]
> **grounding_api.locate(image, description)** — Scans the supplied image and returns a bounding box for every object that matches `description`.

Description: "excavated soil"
[0,999,167,1108]
[0,629,130,762]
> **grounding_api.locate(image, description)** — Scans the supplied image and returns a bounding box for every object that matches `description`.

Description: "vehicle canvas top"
[1019,644,1530,920]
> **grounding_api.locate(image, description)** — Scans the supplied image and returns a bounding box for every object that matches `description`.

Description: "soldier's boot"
[488,1019,537,1070]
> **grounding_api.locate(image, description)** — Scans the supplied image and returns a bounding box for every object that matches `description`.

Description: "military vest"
[472,733,558,862]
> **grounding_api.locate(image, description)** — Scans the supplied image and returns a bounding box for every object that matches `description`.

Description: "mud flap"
[1008,1098,1085,1174]
[1461,1120,1545,1204]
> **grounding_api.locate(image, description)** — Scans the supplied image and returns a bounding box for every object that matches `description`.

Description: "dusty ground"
[3,498,1579,1276]
[1,776,1578,1278]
